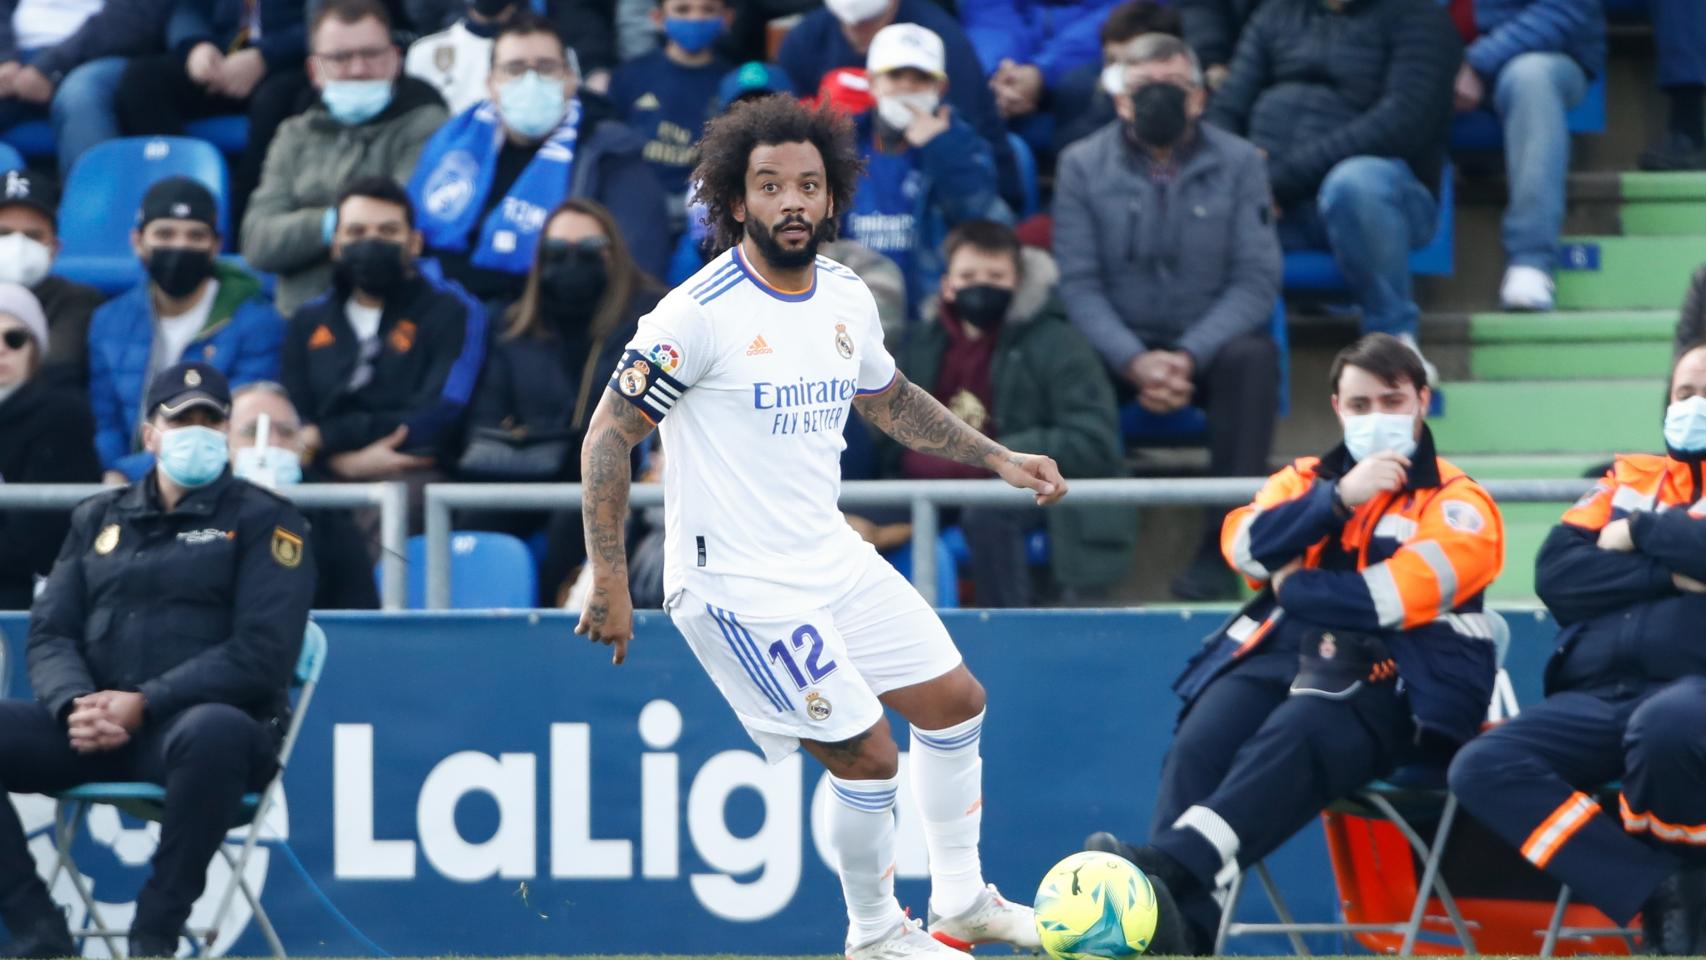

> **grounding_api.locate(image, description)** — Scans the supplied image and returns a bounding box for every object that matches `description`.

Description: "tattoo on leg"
[814,729,872,767]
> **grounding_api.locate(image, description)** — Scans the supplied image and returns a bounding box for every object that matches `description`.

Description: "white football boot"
[928,885,1042,952]
[848,917,973,960]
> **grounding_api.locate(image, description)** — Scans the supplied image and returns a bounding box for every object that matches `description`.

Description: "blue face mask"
[1665,395,1706,454]
[498,71,568,139]
[1342,411,1418,463]
[663,16,724,54]
[157,425,229,488]
[322,78,394,125]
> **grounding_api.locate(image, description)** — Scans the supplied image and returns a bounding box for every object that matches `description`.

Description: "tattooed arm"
[853,371,1070,505]
[572,389,658,665]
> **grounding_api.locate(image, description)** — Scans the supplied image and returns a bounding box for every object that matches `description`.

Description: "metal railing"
[0,483,410,610]
[423,477,1597,609]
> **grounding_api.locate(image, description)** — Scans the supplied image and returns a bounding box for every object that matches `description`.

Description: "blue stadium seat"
[1123,298,1290,442]
[0,142,22,174]
[941,524,1051,571]
[390,532,538,609]
[53,136,230,294]
[1283,163,1455,290]
[185,115,250,155]
[1449,76,1606,150]
[1006,131,1040,219]
[883,536,959,608]
[0,120,54,159]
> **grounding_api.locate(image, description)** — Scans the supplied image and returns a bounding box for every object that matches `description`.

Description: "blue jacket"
[167,0,307,74]
[959,0,1124,87]
[1463,0,1605,79]
[89,261,284,480]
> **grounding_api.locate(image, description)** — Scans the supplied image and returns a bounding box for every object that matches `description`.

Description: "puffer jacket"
[1465,0,1604,80]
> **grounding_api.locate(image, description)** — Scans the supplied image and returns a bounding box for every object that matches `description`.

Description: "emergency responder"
[1450,341,1706,955]
[1086,332,1506,953]
[0,361,314,959]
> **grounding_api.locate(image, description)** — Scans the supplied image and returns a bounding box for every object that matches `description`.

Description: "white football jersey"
[613,244,898,614]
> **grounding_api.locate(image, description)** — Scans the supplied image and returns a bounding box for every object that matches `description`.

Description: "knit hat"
[0,282,49,354]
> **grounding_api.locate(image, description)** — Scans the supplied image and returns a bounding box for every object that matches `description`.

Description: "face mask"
[322,78,394,125]
[0,233,51,287]
[875,90,939,134]
[664,16,724,53]
[233,444,303,489]
[146,247,214,299]
[1664,395,1706,454]
[1100,62,1129,98]
[540,257,608,310]
[157,424,229,488]
[1128,81,1189,148]
[823,0,889,24]
[1342,411,1418,463]
[499,72,568,140]
[952,284,1013,330]
[336,238,410,298]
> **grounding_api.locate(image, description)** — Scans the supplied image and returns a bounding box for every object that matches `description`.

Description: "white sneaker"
[1397,333,1440,388]
[928,885,1042,952]
[848,917,969,960]
[1500,265,1556,311]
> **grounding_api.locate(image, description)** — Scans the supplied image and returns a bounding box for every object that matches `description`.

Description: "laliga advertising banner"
[0,609,1560,956]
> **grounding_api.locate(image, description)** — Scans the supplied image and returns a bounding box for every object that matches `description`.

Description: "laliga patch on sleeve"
[1441,500,1486,534]
[644,341,683,375]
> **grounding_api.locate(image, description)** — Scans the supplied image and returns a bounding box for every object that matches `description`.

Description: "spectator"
[405,0,525,114]
[114,0,311,227]
[229,381,381,609]
[609,0,733,215]
[409,12,669,304]
[875,220,1133,606]
[0,0,170,176]
[1207,0,1460,361]
[1638,0,1706,171]
[0,170,104,390]
[844,23,1011,315]
[462,198,661,602]
[89,178,282,484]
[0,360,312,960]
[1055,34,1281,600]
[244,0,449,318]
[1178,0,1262,90]
[1051,0,1181,154]
[0,283,100,611]
[1451,0,1602,311]
[283,176,485,483]
[777,0,1026,211]
[961,0,1124,132]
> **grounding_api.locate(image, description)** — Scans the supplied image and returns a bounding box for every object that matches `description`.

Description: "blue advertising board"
[0,608,1561,956]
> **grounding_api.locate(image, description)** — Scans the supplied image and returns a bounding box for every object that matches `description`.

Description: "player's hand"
[1597,518,1635,553]
[1673,571,1706,594]
[1337,450,1410,507]
[995,451,1067,506]
[575,572,634,665]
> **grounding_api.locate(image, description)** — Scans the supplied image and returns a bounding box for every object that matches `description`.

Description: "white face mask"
[0,233,52,287]
[1664,395,1706,454]
[824,0,889,24]
[1100,62,1129,98]
[875,89,939,132]
[1342,411,1418,462]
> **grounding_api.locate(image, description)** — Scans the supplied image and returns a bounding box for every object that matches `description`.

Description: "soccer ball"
[1033,851,1159,959]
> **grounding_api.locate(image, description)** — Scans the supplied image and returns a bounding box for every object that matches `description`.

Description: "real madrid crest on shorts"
[833,323,854,360]
[271,527,303,569]
[805,691,833,721]
[94,524,120,556]
[619,358,651,397]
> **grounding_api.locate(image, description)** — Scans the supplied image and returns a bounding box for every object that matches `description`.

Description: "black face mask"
[952,284,1013,330]
[146,247,215,299]
[539,256,608,315]
[1128,82,1189,148]
[336,239,411,299]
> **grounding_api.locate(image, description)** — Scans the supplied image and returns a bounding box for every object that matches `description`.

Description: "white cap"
[0,282,48,354]
[866,23,946,79]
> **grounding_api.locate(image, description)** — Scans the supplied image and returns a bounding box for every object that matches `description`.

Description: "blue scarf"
[410,98,582,275]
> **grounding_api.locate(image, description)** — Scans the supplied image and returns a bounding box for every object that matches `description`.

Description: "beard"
[746,213,834,269]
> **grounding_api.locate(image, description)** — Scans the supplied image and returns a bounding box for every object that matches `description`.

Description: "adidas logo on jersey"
[746,334,774,356]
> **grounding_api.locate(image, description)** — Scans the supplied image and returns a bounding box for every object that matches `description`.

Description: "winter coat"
[0,380,101,609]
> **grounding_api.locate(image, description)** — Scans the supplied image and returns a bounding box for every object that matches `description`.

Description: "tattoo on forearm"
[853,373,1005,468]
[581,395,654,577]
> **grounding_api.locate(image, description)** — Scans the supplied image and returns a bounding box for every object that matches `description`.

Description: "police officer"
[1085,334,1506,953]
[1450,341,1706,955]
[0,361,313,959]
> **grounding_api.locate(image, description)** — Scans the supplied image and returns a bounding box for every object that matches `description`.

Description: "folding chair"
[47,621,328,959]
[1539,783,1641,957]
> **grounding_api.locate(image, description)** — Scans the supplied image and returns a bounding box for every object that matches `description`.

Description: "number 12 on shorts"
[767,624,839,690]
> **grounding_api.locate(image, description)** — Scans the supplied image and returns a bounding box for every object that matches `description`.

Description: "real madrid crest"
[619,364,648,397]
[94,524,120,556]
[833,323,854,360]
[433,44,455,74]
[271,526,303,569]
[1318,632,1337,660]
[805,691,833,721]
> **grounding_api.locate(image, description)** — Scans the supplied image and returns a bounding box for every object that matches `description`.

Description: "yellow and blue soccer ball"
[1033,851,1159,959]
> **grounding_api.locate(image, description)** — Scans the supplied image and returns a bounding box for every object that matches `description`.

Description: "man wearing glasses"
[243,0,449,317]
[409,11,669,307]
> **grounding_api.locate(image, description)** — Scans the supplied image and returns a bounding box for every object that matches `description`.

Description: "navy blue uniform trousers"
[1449,676,1706,925]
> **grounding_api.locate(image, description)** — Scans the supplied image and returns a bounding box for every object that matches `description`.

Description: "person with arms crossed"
[574,93,1062,960]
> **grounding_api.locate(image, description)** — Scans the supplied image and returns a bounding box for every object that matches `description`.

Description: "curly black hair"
[690,94,865,255]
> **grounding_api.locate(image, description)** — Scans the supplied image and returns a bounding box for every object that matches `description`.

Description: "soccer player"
[574,93,1063,960]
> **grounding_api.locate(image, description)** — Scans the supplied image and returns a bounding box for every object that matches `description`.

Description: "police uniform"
[1116,427,1505,941]
[1450,453,1706,933]
[0,363,314,956]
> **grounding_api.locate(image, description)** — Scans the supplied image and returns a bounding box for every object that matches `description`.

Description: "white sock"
[910,710,987,919]
[830,774,905,948]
